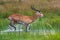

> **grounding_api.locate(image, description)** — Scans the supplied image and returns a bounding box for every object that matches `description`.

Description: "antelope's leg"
[27,24,30,31]
[25,24,30,32]
[9,20,16,30]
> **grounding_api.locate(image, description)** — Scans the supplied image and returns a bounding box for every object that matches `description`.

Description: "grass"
[0,32,60,40]
[0,19,9,31]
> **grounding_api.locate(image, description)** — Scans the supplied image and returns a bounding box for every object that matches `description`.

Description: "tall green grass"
[0,32,60,40]
[0,19,9,31]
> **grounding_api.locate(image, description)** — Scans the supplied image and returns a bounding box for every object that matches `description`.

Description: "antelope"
[8,6,43,32]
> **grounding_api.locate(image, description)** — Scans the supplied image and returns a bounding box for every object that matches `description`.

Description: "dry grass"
[0,0,60,14]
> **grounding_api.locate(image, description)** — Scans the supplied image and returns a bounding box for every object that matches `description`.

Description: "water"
[0,24,55,35]
[0,28,55,35]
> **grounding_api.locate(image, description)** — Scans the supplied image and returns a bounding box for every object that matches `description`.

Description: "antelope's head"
[31,6,43,17]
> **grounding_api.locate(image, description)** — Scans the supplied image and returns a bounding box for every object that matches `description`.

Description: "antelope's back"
[8,14,22,21]
[8,14,33,24]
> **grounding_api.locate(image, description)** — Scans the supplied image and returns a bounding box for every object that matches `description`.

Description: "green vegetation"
[0,32,60,40]
[0,0,60,40]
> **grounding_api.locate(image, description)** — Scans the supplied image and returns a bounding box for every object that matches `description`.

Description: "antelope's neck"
[32,14,39,21]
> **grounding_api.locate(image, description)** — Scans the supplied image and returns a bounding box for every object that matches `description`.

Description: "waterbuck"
[8,6,43,32]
